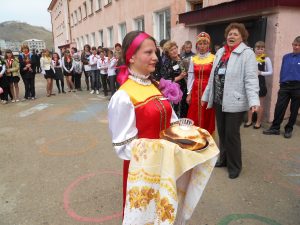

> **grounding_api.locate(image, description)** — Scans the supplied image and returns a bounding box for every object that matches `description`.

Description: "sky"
[0,0,52,30]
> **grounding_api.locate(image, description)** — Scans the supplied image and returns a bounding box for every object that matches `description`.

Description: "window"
[186,0,203,11]
[85,34,89,44]
[78,7,82,21]
[96,0,102,11]
[88,0,93,15]
[70,13,74,26]
[104,0,112,6]
[77,38,81,50]
[134,17,144,31]
[119,23,127,43]
[155,9,171,42]
[74,10,78,24]
[81,36,85,48]
[91,32,96,46]
[107,26,114,48]
[83,2,87,18]
[98,30,103,47]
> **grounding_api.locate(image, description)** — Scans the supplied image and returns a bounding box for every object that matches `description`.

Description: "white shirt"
[88,54,99,70]
[97,57,109,74]
[259,57,273,76]
[52,59,62,68]
[107,57,117,76]
[108,89,178,160]
[40,57,53,71]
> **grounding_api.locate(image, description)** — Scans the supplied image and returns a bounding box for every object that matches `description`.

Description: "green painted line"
[218,214,282,225]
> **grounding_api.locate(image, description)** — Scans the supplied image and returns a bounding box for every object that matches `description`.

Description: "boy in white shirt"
[97,50,109,96]
[89,47,100,94]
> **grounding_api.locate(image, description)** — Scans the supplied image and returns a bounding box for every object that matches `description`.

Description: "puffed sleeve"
[108,90,138,160]
[187,58,195,94]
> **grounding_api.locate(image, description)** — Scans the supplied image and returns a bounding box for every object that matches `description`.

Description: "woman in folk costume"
[108,31,178,214]
[186,32,215,134]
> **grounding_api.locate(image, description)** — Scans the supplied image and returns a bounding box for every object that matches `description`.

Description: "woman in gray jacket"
[201,23,260,179]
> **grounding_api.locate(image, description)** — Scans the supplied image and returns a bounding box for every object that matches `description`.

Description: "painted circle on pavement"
[40,134,98,156]
[63,170,123,223]
[218,214,282,225]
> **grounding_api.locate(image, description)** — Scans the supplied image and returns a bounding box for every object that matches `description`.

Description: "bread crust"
[160,125,208,150]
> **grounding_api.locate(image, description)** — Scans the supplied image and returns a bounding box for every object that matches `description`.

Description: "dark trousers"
[55,79,65,92]
[73,72,82,89]
[100,73,108,96]
[108,75,117,96]
[270,83,300,132]
[90,70,100,91]
[23,77,35,98]
[0,76,9,101]
[214,104,245,175]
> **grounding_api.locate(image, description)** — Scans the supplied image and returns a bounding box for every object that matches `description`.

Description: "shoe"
[11,100,16,103]
[253,124,261,129]
[31,97,36,100]
[244,122,252,128]
[90,90,95,94]
[16,99,20,102]
[51,93,56,96]
[284,130,292,139]
[96,90,99,95]
[229,172,240,179]
[263,129,280,135]
[215,161,227,167]
[72,90,76,92]
[1,100,7,104]
[62,91,66,94]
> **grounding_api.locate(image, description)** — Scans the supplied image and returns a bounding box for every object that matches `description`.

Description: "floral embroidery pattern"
[128,186,156,210]
[156,193,175,222]
[128,186,175,223]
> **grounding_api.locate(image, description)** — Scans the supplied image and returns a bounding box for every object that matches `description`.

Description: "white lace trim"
[128,68,151,86]
[198,52,211,59]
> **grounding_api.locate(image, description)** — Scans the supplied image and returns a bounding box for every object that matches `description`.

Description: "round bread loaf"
[160,125,207,150]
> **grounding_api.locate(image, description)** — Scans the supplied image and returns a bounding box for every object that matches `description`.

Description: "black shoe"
[215,161,227,167]
[244,122,252,128]
[284,130,292,138]
[253,124,261,129]
[229,172,240,179]
[263,129,280,135]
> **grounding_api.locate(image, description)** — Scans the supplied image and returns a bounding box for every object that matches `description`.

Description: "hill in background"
[0,21,53,50]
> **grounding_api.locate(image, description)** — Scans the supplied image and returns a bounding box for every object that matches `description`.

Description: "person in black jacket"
[160,41,189,118]
[19,45,37,100]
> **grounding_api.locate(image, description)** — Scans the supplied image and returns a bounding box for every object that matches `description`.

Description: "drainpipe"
[66,0,73,47]
[48,9,55,53]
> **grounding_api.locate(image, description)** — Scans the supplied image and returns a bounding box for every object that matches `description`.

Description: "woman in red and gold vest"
[108,31,178,213]
[186,32,215,135]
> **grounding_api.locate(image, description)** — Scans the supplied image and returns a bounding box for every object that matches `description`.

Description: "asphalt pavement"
[0,75,299,225]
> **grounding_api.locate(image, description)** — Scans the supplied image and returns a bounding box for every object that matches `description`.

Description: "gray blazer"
[202,42,260,112]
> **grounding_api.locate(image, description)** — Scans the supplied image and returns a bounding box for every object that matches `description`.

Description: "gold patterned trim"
[134,95,163,109]
[112,135,137,146]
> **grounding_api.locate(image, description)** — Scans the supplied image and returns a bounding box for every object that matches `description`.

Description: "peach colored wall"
[203,0,235,7]
[49,0,71,54]
[68,0,190,51]
[264,7,300,122]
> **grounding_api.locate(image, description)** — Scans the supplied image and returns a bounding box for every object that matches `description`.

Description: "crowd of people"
[1,23,299,180]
